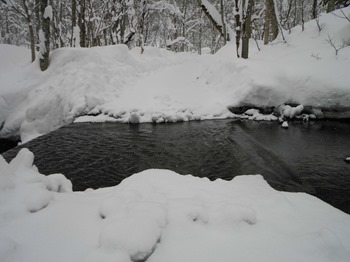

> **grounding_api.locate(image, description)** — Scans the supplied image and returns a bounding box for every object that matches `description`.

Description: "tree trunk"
[5,11,10,44]
[198,0,227,40]
[312,0,317,19]
[71,0,76,46]
[270,0,278,40]
[263,0,271,45]
[28,24,36,62]
[198,13,202,54]
[301,0,305,31]
[39,0,50,71]
[234,0,241,57]
[78,0,86,47]
[139,0,147,54]
[59,0,63,47]
[22,0,35,62]
[220,0,227,44]
[241,0,254,59]
[327,0,335,12]
[35,0,41,49]
[263,0,278,45]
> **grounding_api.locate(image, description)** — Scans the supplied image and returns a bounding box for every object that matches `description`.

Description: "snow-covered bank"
[1,7,350,142]
[0,149,350,262]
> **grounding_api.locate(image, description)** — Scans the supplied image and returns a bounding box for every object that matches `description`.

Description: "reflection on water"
[2,120,350,214]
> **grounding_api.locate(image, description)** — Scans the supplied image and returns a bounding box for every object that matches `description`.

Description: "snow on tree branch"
[198,0,234,41]
[43,5,53,21]
[38,29,46,59]
[148,1,182,16]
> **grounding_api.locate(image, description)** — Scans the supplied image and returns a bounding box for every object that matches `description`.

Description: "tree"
[263,0,278,44]
[198,0,231,42]
[1,0,37,61]
[234,0,241,57]
[39,0,50,71]
[220,0,227,44]
[312,0,318,19]
[0,0,337,57]
[322,0,350,12]
[78,0,86,47]
[241,0,254,58]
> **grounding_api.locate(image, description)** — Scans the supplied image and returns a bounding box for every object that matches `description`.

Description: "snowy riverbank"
[1,7,350,143]
[1,148,350,262]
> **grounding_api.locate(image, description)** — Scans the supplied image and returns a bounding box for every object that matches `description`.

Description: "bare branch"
[332,9,350,23]
[340,9,350,23]
[326,34,350,55]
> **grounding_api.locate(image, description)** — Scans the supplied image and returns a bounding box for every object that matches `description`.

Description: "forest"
[1,0,349,70]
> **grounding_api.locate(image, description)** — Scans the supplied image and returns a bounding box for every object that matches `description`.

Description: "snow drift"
[1,7,350,142]
[1,149,350,262]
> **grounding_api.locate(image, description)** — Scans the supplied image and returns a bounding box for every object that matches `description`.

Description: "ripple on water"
[2,120,350,214]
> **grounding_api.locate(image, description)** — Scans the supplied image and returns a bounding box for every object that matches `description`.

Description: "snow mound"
[1,150,350,262]
[277,104,304,119]
[281,121,289,128]
[242,108,278,121]
[0,148,72,224]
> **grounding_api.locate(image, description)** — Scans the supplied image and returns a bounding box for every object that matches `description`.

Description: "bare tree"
[220,0,227,44]
[2,0,38,61]
[39,0,50,71]
[78,0,86,47]
[241,0,254,58]
[263,0,278,44]
[312,0,318,19]
[234,0,241,57]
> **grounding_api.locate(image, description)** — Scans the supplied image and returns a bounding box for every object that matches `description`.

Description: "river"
[2,119,350,213]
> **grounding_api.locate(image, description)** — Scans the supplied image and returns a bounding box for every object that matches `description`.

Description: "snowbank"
[1,7,350,142]
[0,149,350,262]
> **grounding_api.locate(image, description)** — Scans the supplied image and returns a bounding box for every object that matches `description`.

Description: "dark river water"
[2,119,350,214]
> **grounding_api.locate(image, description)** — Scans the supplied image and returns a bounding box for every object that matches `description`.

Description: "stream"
[2,119,350,213]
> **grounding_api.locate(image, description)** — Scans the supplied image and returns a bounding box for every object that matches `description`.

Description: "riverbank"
[1,148,350,262]
[1,7,350,143]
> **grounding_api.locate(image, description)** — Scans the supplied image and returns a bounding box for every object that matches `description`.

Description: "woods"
[0,0,348,70]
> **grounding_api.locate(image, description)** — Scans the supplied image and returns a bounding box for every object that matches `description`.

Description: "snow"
[200,0,235,39]
[201,47,211,54]
[38,29,46,59]
[1,8,350,261]
[43,5,53,20]
[1,149,350,262]
[277,104,304,119]
[72,26,81,48]
[0,7,350,143]
[165,36,186,47]
[281,121,289,128]
[242,108,278,121]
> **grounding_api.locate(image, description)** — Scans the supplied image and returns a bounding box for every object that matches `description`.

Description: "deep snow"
[1,7,350,142]
[1,149,350,262]
[1,8,350,262]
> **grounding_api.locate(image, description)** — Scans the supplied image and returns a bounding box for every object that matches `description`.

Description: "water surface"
[2,120,350,213]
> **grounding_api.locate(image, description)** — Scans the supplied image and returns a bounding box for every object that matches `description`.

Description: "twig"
[253,36,260,51]
[326,34,350,55]
[315,16,322,32]
[332,9,350,24]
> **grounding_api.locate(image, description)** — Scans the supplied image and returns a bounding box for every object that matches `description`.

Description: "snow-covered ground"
[1,9,350,261]
[1,7,350,143]
[1,149,350,262]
